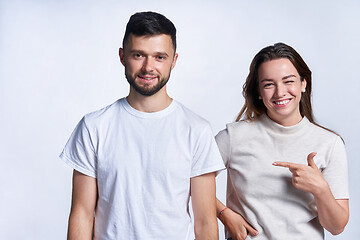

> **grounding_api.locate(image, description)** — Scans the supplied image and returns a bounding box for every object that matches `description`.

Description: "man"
[60,11,224,239]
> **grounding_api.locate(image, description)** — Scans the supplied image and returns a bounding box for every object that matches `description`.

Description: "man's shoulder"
[83,98,124,126]
[173,100,210,127]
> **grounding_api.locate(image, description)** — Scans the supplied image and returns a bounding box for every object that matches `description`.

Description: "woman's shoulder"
[308,121,341,138]
[226,119,258,130]
[225,119,263,137]
[222,119,262,142]
[306,121,345,149]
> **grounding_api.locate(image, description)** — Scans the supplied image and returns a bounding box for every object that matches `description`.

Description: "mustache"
[138,72,158,76]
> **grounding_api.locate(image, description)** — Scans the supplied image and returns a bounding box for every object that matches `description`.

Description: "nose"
[142,57,155,73]
[275,83,286,97]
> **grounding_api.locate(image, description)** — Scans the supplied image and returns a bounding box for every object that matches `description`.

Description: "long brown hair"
[236,42,341,138]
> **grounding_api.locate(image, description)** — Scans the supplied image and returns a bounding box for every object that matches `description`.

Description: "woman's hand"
[273,152,349,235]
[273,152,328,196]
[218,208,258,240]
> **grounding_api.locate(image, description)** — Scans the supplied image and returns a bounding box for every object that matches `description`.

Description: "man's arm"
[190,172,218,240]
[68,170,98,240]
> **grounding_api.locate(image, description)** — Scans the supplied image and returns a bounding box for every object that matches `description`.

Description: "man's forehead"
[128,33,171,42]
[126,34,174,51]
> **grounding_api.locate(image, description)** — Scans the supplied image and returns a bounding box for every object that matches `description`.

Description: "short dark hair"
[122,11,177,51]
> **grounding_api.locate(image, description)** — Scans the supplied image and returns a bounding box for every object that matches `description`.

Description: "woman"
[216,43,349,240]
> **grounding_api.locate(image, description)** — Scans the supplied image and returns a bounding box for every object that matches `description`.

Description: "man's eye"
[157,55,166,60]
[134,53,142,58]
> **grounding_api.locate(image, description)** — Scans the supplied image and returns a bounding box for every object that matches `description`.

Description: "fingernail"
[272,162,277,166]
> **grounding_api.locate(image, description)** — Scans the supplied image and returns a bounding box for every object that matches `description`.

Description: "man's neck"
[126,87,172,113]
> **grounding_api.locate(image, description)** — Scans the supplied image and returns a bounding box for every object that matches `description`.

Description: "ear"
[301,77,307,92]
[171,53,178,70]
[119,48,125,66]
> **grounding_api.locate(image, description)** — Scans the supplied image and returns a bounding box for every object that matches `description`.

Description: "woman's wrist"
[312,180,331,199]
[218,206,232,223]
[218,206,228,218]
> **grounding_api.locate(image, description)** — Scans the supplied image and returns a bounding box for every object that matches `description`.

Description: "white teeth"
[275,100,290,105]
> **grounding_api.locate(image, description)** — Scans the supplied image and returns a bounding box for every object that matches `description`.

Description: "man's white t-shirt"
[60,98,225,240]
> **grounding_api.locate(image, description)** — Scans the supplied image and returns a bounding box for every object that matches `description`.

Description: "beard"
[125,68,171,96]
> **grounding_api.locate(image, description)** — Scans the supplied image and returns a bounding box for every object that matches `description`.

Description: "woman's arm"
[314,191,349,235]
[273,152,349,235]
[216,198,258,240]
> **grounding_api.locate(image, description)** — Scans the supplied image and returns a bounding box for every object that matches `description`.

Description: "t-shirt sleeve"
[59,117,97,178]
[190,124,225,178]
[322,136,349,199]
[215,128,230,167]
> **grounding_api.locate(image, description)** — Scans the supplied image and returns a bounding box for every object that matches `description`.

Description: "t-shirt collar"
[260,114,310,135]
[121,97,177,118]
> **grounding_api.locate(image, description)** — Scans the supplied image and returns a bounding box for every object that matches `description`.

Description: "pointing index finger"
[273,161,301,170]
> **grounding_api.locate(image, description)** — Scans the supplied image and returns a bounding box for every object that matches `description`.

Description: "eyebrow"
[282,74,297,80]
[260,74,297,83]
[260,79,273,83]
[130,50,169,57]
[154,52,169,57]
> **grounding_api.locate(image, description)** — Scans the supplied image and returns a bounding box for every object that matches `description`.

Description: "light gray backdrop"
[1,0,359,239]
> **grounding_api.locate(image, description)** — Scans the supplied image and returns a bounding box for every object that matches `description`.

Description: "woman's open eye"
[285,80,295,84]
[263,83,274,88]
